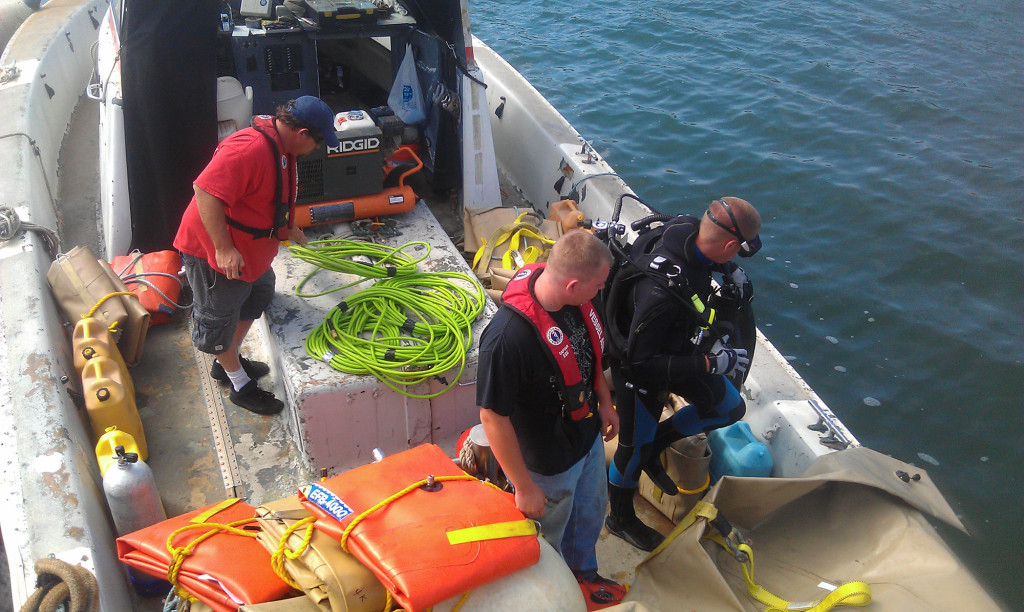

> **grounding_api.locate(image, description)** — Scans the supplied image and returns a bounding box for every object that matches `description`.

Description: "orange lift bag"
[110,250,184,325]
[117,498,295,611]
[298,444,540,612]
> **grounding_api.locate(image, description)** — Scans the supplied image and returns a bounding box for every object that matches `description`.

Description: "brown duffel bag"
[47,245,150,364]
[254,496,387,612]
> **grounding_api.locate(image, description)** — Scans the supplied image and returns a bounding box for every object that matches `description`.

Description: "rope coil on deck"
[20,558,99,612]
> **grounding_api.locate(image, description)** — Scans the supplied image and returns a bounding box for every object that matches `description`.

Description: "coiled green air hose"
[289,238,427,297]
[292,239,485,399]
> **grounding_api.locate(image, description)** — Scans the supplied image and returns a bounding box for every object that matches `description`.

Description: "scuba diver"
[601,196,762,551]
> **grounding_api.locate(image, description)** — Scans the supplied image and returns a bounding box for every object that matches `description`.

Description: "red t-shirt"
[173,115,296,283]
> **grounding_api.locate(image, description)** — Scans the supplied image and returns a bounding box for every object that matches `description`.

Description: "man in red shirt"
[174,96,339,414]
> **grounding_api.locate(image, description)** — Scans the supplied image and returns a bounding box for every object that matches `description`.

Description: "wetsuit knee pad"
[609,396,659,487]
[717,378,744,422]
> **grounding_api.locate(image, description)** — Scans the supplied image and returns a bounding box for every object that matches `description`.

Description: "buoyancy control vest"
[501,263,605,421]
[601,215,757,387]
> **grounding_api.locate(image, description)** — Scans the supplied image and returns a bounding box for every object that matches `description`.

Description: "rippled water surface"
[470,0,1023,606]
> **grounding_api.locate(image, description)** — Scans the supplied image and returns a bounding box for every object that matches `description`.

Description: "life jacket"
[223,116,295,240]
[500,263,605,422]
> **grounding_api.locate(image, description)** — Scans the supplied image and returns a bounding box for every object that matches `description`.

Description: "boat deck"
[58,96,664,608]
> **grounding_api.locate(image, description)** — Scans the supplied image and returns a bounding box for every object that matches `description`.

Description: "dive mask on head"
[706,199,762,257]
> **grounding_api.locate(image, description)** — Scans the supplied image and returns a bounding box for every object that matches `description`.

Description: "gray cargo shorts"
[181,252,276,355]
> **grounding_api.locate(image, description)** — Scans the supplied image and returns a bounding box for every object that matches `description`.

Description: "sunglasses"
[705,199,762,257]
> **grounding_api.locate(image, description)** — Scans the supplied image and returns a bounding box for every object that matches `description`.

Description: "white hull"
[0,0,1002,610]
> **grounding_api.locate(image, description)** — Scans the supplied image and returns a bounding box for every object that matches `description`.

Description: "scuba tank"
[103,446,170,595]
[103,445,166,537]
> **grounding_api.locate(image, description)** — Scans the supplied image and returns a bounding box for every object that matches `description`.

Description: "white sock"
[225,366,251,392]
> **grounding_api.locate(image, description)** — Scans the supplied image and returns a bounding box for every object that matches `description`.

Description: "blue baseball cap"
[289,96,340,148]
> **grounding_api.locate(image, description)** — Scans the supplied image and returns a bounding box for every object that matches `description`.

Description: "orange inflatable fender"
[299,444,540,611]
[110,250,183,325]
[116,499,295,611]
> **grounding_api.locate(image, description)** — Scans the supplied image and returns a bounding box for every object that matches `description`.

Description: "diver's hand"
[726,264,751,299]
[708,335,749,376]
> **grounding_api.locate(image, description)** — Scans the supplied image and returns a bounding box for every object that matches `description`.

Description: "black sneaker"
[229,380,283,415]
[210,356,271,385]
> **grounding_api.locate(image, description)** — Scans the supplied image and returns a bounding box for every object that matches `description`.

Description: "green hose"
[288,238,428,297]
[293,239,485,399]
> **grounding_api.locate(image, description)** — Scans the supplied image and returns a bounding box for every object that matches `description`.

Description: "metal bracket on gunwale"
[806,399,851,450]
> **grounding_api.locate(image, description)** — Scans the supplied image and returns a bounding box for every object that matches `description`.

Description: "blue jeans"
[528,435,607,579]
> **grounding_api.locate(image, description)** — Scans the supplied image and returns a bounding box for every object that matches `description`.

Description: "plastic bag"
[388,44,426,124]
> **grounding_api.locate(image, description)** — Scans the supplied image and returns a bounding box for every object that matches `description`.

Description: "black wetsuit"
[608,217,745,488]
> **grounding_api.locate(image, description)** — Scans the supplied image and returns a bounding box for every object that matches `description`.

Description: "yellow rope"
[677,473,710,495]
[164,518,260,602]
[450,591,471,611]
[338,474,478,553]
[269,516,317,590]
[82,291,136,319]
[82,291,139,333]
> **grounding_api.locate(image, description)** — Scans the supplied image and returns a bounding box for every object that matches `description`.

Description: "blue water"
[472,0,1023,607]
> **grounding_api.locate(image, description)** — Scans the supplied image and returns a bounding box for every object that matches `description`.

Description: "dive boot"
[605,483,664,552]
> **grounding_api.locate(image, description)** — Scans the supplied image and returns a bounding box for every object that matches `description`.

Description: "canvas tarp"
[609,446,1003,612]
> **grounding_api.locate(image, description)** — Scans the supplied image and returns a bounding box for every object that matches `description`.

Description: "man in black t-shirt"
[477,230,623,599]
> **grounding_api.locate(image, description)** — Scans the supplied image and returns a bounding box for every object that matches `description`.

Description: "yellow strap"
[697,505,871,612]
[502,226,555,270]
[449,590,472,612]
[735,543,872,612]
[521,245,543,264]
[470,237,489,270]
[446,519,537,545]
[191,498,240,523]
[472,217,556,274]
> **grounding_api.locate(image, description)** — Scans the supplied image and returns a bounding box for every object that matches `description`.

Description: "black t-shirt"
[476,303,601,475]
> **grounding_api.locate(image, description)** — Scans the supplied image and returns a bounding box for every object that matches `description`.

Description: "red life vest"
[501,263,605,421]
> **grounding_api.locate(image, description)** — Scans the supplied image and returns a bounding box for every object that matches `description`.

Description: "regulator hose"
[294,239,485,398]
